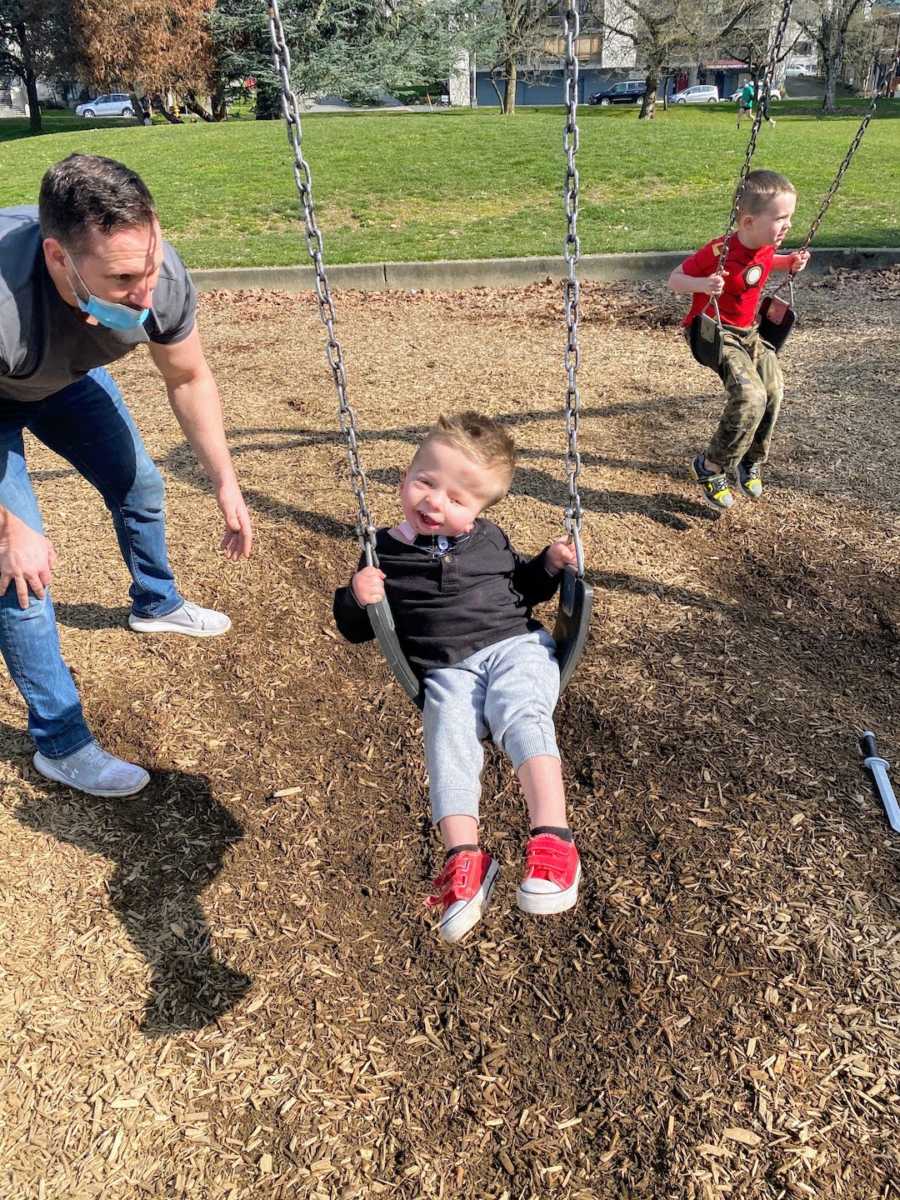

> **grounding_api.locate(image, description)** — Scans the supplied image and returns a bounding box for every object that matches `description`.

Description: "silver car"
[75,93,135,118]
[672,85,719,104]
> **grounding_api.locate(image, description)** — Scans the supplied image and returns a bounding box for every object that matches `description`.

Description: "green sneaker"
[691,454,735,511]
[737,460,763,500]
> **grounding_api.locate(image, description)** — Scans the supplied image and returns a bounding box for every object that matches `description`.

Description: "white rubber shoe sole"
[439,860,500,944]
[33,751,150,798]
[517,863,582,916]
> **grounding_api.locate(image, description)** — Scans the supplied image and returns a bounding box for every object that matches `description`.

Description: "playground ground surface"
[0,265,897,1199]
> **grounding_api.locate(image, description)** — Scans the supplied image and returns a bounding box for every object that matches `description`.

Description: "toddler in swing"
[333,412,581,944]
[668,169,810,511]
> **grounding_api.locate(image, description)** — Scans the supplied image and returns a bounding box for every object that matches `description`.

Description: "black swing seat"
[757,293,796,353]
[368,597,424,708]
[368,565,593,707]
[688,310,723,372]
[553,565,594,694]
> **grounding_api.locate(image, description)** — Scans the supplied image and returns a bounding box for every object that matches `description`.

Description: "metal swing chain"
[716,0,794,277]
[800,54,900,253]
[266,0,378,564]
[562,2,585,577]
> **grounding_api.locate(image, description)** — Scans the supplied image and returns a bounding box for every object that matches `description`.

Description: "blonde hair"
[735,169,796,216]
[417,412,516,505]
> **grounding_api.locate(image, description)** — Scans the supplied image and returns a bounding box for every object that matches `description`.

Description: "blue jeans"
[0,368,182,757]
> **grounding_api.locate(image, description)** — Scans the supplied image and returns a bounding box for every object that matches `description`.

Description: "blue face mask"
[65,254,150,332]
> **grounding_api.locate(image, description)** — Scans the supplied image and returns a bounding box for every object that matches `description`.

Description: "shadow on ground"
[11,750,250,1035]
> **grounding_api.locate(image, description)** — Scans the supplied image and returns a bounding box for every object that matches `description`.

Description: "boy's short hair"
[735,169,796,216]
[39,154,157,253]
[419,412,516,504]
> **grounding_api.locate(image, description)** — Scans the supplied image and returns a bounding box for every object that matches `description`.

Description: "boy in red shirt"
[668,170,810,510]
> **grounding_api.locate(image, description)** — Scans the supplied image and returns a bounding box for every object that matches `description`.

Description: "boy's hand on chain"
[790,250,811,274]
[352,565,386,606]
[546,537,577,575]
[705,273,726,296]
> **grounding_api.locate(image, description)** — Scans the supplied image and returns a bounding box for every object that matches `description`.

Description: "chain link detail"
[800,54,900,252]
[716,0,794,278]
[562,3,585,576]
[267,0,378,564]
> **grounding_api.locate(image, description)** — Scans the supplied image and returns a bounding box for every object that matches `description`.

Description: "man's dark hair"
[39,154,157,252]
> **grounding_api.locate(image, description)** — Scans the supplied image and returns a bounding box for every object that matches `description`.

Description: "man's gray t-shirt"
[0,206,197,404]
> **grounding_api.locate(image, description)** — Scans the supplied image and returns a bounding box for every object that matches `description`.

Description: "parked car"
[672,85,719,104]
[75,93,135,118]
[729,86,782,101]
[588,80,647,106]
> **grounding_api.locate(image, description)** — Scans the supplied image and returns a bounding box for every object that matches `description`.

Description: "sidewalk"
[191,247,900,295]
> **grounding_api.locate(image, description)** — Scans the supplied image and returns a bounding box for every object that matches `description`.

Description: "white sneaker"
[34,742,150,798]
[128,600,231,638]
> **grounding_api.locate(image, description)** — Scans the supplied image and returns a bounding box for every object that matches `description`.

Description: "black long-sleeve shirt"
[332,518,561,675]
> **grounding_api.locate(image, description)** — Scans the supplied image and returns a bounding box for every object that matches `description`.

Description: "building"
[0,76,28,118]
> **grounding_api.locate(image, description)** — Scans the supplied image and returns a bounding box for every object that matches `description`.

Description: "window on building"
[544,33,602,57]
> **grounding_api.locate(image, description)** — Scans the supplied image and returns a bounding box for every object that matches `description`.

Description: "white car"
[75,93,135,118]
[672,85,719,104]
[730,87,782,102]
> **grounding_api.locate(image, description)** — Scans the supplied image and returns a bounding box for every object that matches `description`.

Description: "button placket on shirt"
[440,551,460,593]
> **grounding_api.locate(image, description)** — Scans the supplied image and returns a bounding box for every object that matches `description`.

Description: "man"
[737,80,754,129]
[0,154,253,797]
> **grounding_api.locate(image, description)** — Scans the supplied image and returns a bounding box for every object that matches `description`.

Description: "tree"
[594,0,754,120]
[0,0,75,133]
[209,0,310,119]
[723,2,804,101]
[473,0,556,116]
[211,0,490,115]
[300,0,488,106]
[70,0,217,121]
[799,0,868,112]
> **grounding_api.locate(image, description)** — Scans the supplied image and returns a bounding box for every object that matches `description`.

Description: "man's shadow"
[11,740,250,1035]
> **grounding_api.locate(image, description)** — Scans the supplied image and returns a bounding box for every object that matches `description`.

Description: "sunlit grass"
[1,104,896,267]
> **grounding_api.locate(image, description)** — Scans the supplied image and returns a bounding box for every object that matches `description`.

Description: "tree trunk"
[183,90,214,121]
[821,14,839,114]
[489,68,505,112]
[255,78,282,120]
[211,82,227,121]
[151,93,183,124]
[639,67,658,119]
[503,56,517,115]
[15,23,41,134]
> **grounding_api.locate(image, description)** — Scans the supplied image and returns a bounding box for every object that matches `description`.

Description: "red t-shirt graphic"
[680,237,776,328]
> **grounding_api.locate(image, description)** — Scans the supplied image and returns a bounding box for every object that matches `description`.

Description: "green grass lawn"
[1,105,897,267]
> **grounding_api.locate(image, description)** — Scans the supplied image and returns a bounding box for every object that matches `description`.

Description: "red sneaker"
[516,834,581,915]
[426,850,499,943]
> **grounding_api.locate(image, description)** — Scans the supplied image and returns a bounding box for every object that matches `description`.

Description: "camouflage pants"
[707,326,783,471]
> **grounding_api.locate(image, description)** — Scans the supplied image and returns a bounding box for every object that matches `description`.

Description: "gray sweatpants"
[423,629,561,825]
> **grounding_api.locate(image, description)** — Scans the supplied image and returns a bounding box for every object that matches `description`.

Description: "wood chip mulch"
[0,267,897,1200]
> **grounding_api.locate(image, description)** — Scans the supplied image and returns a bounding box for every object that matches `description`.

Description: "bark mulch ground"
[0,267,897,1200]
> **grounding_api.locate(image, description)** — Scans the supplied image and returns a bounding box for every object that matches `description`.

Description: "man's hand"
[789,250,811,274]
[352,566,386,606]
[217,481,253,561]
[0,509,58,608]
[546,537,577,575]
